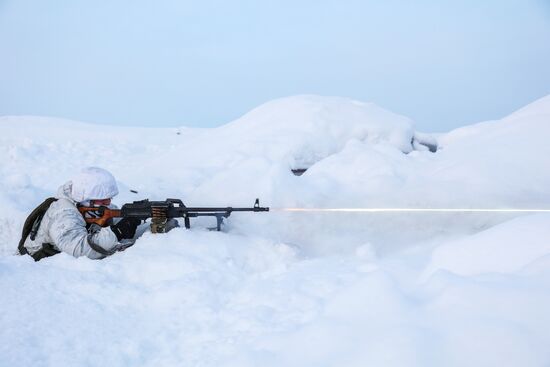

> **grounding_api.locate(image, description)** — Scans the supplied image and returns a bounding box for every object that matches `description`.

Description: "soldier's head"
[70,167,119,206]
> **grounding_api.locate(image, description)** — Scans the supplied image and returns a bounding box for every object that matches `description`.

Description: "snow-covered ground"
[1,95,550,366]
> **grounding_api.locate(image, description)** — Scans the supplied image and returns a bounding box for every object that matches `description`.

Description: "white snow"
[1,94,550,366]
[424,213,550,277]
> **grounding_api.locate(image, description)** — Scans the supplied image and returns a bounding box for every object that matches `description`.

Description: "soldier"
[19,167,141,261]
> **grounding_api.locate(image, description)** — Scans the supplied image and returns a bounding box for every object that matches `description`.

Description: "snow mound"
[218,95,416,168]
[507,94,550,120]
[424,213,550,277]
[428,93,550,210]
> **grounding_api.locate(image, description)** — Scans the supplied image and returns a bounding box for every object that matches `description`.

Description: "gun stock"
[78,207,122,227]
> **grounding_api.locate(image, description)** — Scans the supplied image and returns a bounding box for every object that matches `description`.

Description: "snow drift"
[1,94,550,366]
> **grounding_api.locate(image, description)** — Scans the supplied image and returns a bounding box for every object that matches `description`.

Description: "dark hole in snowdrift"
[291,168,307,176]
[411,137,438,153]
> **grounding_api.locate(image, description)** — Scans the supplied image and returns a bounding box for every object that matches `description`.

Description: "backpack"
[18,197,59,261]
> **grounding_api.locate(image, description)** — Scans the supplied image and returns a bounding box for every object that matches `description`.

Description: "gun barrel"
[182,206,269,213]
[180,198,269,213]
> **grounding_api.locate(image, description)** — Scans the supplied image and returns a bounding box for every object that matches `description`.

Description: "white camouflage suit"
[23,168,123,259]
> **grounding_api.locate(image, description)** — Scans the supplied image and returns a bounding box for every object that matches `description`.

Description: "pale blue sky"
[1,0,549,131]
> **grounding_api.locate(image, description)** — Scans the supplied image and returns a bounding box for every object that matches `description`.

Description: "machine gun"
[78,198,269,232]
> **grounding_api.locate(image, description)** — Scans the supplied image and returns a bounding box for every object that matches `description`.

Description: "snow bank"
[424,213,550,277]
[1,94,550,366]
[2,228,549,367]
[218,95,416,167]
[435,94,550,209]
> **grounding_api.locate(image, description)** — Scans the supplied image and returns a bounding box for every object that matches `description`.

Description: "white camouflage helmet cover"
[70,167,119,203]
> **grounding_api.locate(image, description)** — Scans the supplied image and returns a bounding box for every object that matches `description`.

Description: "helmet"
[70,167,119,203]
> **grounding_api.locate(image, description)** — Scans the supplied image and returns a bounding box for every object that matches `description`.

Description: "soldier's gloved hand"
[111,217,141,241]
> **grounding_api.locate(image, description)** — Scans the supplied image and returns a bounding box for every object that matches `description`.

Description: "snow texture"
[1,94,550,366]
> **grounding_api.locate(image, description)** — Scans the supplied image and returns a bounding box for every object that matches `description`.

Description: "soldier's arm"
[48,207,119,259]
